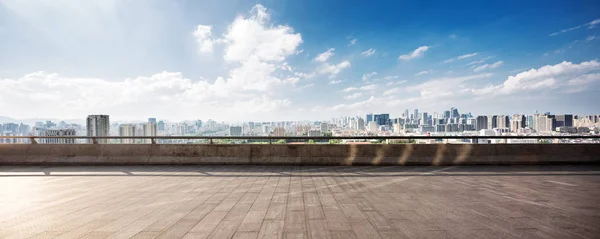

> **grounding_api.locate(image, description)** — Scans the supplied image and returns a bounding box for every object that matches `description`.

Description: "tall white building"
[357,117,365,130]
[368,121,378,132]
[320,122,328,133]
[119,124,136,144]
[87,115,110,143]
[143,123,157,136]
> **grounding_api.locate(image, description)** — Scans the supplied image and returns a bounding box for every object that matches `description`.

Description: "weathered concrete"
[1,165,600,238]
[1,143,599,165]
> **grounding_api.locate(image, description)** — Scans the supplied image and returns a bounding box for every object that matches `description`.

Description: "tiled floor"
[0,165,599,239]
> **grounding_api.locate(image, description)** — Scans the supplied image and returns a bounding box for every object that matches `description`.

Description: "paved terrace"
[1,165,599,239]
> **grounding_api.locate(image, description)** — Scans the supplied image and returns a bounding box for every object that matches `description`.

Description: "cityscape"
[1,106,599,144]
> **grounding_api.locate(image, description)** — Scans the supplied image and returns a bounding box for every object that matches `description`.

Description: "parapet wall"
[0,144,599,165]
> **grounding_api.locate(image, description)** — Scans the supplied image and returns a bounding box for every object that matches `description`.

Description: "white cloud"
[586,35,596,41]
[449,34,457,39]
[319,60,351,78]
[295,83,314,90]
[415,70,433,76]
[328,79,343,84]
[361,48,376,57]
[466,56,492,66]
[314,48,335,62]
[383,87,402,96]
[398,46,429,61]
[361,72,377,81]
[473,60,600,95]
[341,84,376,92]
[348,38,357,46]
[193,25,215,53]
[386,80,407,86]
[444,52,478,63]
[0,4,307,120]
[549,19,600,36]
[345,92,362,100]
[222,5,302,63]
[473,61,503,72]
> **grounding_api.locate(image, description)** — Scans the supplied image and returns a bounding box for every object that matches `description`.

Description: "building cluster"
[1,109,599,144]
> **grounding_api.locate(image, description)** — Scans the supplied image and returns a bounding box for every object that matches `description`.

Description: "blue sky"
[0,0,599,121]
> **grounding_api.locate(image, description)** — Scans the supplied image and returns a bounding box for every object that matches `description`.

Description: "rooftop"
[1,165,599,238]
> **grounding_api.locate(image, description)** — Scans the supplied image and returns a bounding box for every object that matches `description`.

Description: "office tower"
[555,114,573,127]
[373,114,389,126]
[262,125,271,135]
[443,110,451,119]
[476,116,488,131]
[148,118,157,124]
[320,122,329,133]
[195,120,202,129]
[368,121,378,132]
[228,126,242,136]
[404,109,409,120]
[157,121,165,131]
[87,115,110,143]
[496,115,509,129]
[143,123,157,136]
[119,124,136,144]
[533,114,554,133]
[272,127,285,137]
[413,109,419,121]
[526,115,534,128]
[420,112,428,126]
[366,113,374,124]
[357,117,365,130]
[510,114,524,132]
[488,115,498,129]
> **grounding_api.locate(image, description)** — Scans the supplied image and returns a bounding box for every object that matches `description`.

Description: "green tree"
[307,139,315,144]
[275,139,287,144]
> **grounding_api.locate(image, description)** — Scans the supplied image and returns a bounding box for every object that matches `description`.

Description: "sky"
[0,0,599,122]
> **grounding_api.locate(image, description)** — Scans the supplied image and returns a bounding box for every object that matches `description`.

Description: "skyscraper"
[87,115,110,143]
[420,112,428,126]
[357,117,365,130]
[366,113,374,124]
[450,107,459,119]
[228,126,242,136]
[476,116,488,131]
[413,109,419,122]
[148,118,157,124]
[374,114,390,126]
[555,114,573,127]
[119,124,136,144]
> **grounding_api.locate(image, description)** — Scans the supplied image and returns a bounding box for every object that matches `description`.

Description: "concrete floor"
[0,165,599,239]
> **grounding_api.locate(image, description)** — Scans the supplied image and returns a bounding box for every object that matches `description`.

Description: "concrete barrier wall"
[0,144,599,165]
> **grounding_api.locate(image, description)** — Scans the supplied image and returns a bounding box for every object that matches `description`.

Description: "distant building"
[368,121,377,132]
[510,114,526,132]
[262,125,271,135]
[320,122,328,133]
[157,121,165,131]
[555,114,573,127]
[488,115,498,129]
[272,127,285,137]
[87,115,110,143]
[148,118,157,124]
[34,128,76,144]
[366,113,373,124]
[357,117,365,130]
[228,126,243,136]
[374,114,390,126]
[308,130,321,137]
[420,112,428,126]
[119,124,136,144]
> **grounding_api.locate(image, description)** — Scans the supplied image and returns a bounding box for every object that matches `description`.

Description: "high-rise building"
[420,112,428,126]
[119,124,136,144]
[476,116,488,131]
[320,122,329,133]
[157,121,165,131]
[148,118,157,124]
[374,114,390,126]
[496,115,509,129]
[272,127,285,137]
[228,126,242,136]
[262,125,271,135]
[413,109,419,122]
[366,113,374,124]
[368,121,378,132]
[533,114,555,133]
[510,114,525,132]
[357,117,365,130]
[87,115,110,143]
[450,107,459,119]
[443,110,451,119]
[143,122,157,139]
[555,114,573,127]
[404,109,409,120]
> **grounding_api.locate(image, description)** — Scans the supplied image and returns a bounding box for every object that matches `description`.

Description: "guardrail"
[0,135,599,144]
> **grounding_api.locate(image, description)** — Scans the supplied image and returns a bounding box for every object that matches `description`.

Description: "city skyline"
[1,1,600,121]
